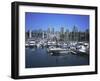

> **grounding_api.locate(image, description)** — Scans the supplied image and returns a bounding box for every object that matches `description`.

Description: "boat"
[75,44,89,55]
[25,40,37,48]
[69,42,89,55]
[47,46,69,54]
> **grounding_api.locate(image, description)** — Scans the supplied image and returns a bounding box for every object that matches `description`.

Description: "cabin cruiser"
[68,42,89,55]
[47,46,70,54]
[75,42,89,55]
[25,40,36,48]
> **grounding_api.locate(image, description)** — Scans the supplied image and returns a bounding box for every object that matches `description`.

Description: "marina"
[25,40,89,68]
[25,40,89,55]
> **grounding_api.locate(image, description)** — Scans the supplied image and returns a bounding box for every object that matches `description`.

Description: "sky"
[25,12,89,32]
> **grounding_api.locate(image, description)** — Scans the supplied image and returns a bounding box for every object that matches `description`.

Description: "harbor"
[25,39,89,68]
[25,24,89,68]
[25,40,89,55]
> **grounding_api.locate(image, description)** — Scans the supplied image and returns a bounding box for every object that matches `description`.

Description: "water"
[25,47,89,68]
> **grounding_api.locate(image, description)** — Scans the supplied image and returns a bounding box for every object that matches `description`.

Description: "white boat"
[25,40,36,48]
[25,43,29,47]
[70,42,89,55]
[47,46,69,54]
[76,45,89,55]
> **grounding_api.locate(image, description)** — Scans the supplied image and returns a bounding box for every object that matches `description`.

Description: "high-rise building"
[47,27,51,39]
[72,26,78,41]
[29,30,32,38]
[55,31,60,41]
[64,29,69,42]
[61,27,64,34]
[78,31,86,41]
[25,30,29,40]
[85,29,89,42]
[52,27,54,34]
[60,27,65,41]
[47,27,51,34]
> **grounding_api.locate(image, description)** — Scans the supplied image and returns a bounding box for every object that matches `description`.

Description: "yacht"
[76,42,89,55]
[47,46,69,54]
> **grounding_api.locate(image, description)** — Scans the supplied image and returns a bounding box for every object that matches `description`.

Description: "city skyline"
[25,12,89,32]
[25,26,89,33]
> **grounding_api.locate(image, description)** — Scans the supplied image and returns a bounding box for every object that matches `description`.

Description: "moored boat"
[47,46,69,54]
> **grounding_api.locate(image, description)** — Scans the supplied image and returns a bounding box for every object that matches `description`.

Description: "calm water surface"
[25,48,89,68]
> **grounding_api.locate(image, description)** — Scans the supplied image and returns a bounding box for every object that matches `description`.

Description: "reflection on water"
[25,47,89,68]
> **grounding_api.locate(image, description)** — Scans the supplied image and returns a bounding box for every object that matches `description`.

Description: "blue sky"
[25,12,89,32]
